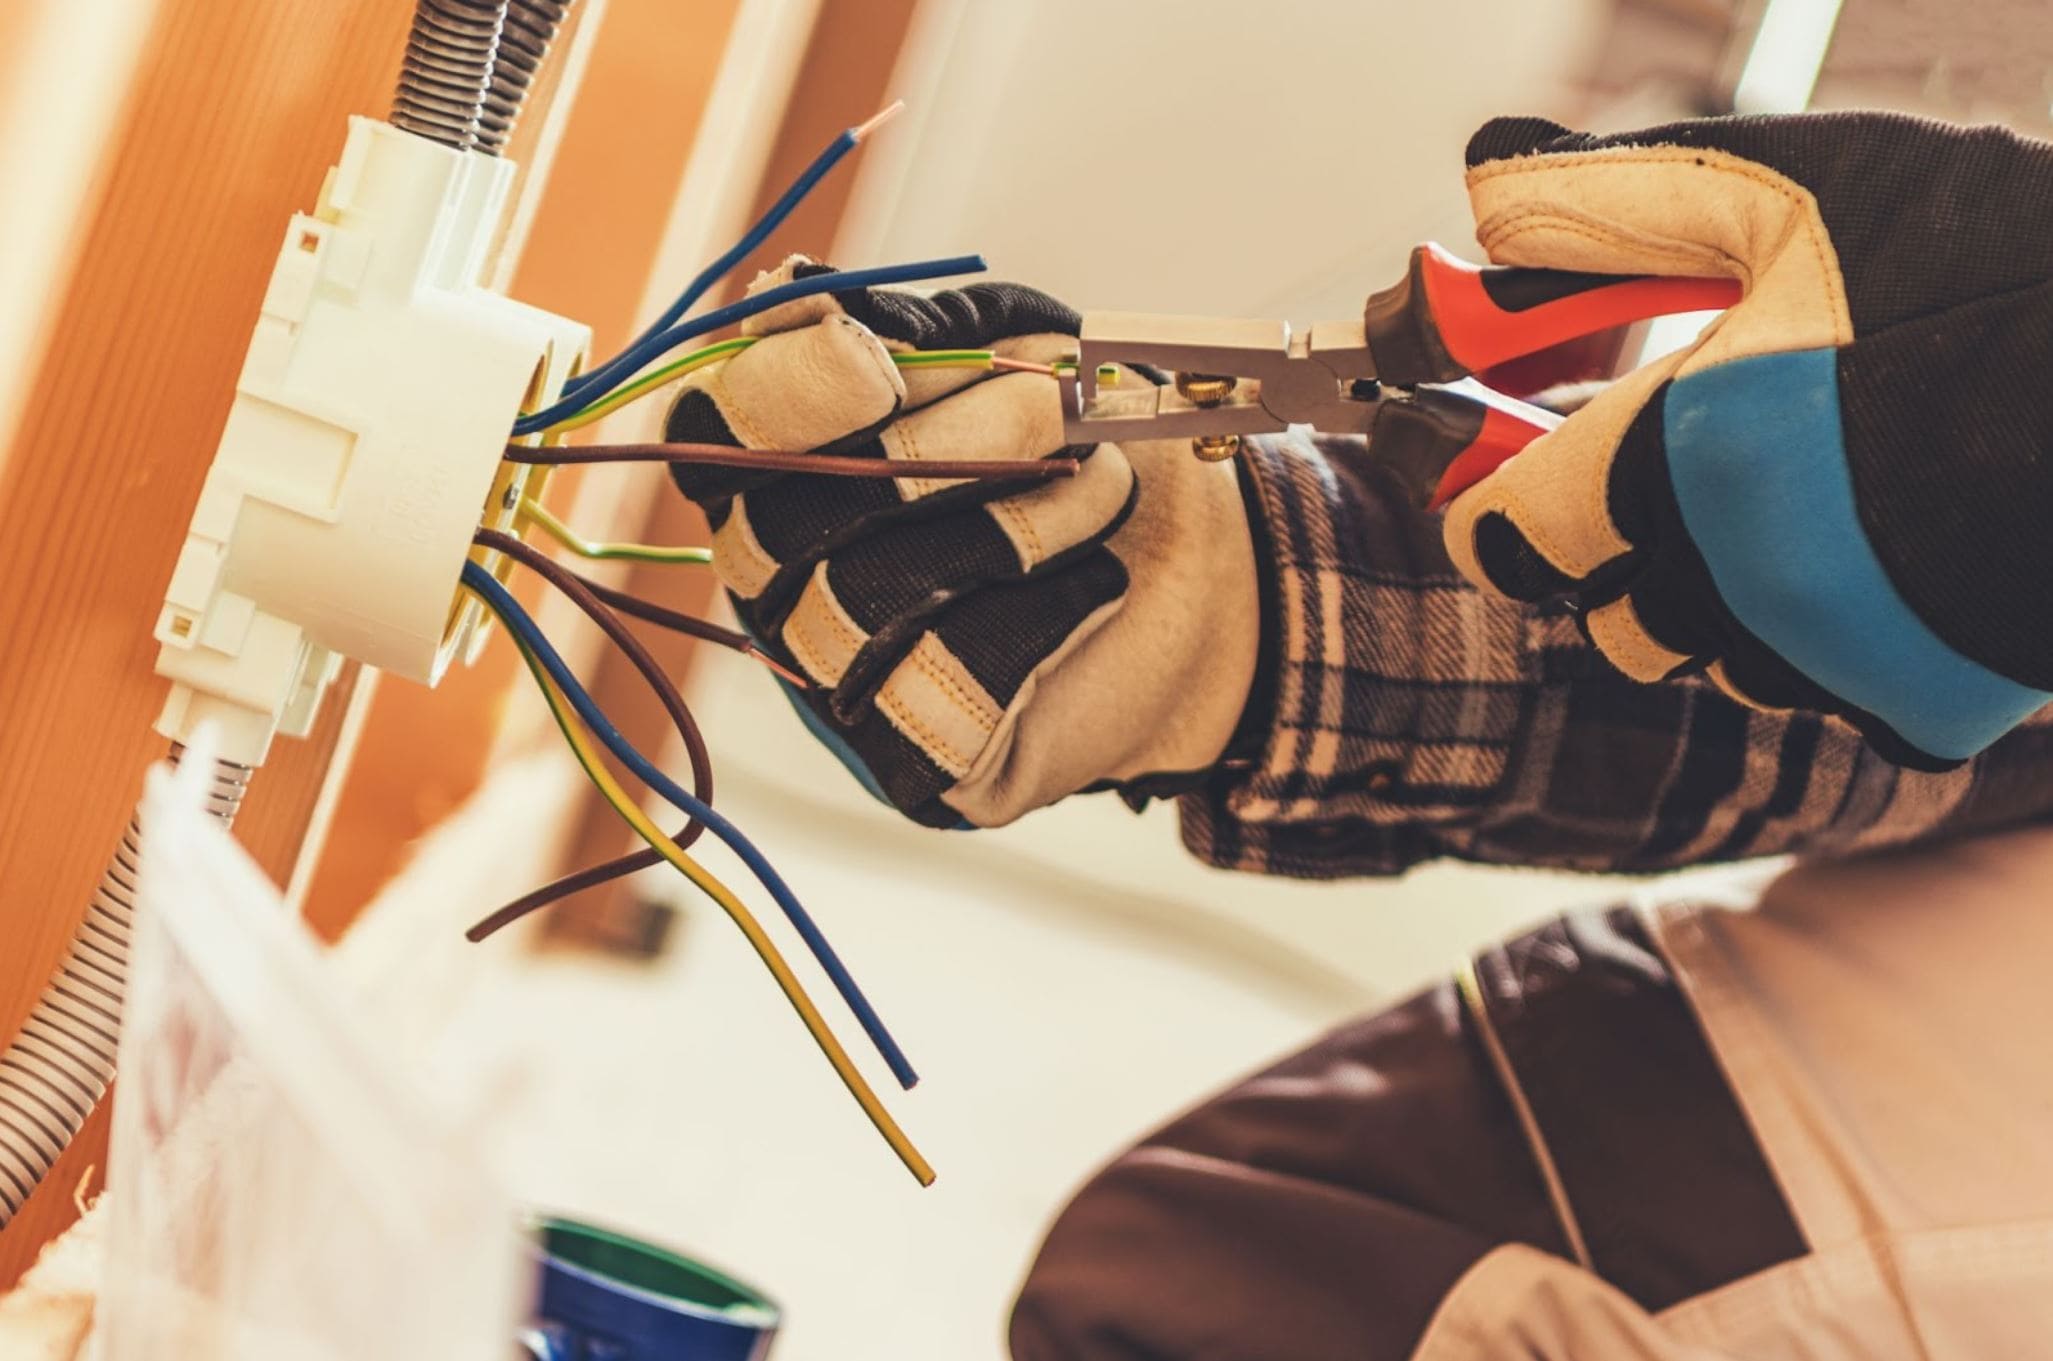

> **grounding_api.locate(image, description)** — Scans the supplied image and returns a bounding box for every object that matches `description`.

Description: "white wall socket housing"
[154,117,589,766]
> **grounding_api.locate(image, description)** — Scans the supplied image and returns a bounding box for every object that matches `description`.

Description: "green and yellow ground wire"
[517,496,713,566]
[535,339,1050,435]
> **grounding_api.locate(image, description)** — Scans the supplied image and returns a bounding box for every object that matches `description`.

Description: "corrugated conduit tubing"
[0,747,250,1227]
[391,0,511,153]
[474,0,576,155]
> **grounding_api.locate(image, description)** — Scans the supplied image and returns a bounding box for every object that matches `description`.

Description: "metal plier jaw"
[1058,307,1537,507]
[1061,313,1381,443]
[1058,243,1744,508]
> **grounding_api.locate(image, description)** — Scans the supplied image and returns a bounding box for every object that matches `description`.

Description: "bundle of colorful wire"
[466,102,1079,1187]
[464,560,933,1185]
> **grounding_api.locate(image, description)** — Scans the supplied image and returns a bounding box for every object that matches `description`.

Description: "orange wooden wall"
[0,0,724,1284]
[0,0,427,1285]
[0,0,920,1285]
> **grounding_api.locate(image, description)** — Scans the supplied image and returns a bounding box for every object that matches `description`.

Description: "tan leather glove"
[666,258,1259,828]
[1442,113,2053,767]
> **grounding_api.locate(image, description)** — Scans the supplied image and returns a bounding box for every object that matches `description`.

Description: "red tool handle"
[1369,387,1561,510]
[1365,243,1742,387]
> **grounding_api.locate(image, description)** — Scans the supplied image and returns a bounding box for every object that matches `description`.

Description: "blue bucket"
[521,1217,780,1360]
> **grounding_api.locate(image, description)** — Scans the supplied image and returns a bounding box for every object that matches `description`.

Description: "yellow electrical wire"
[517,496,713,565]
[487,601,936,1187]
[547,338,756,434]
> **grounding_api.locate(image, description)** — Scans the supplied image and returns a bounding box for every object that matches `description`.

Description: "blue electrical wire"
[461,560,919,1091]
[564,127,862,398]
[514,253,987,436]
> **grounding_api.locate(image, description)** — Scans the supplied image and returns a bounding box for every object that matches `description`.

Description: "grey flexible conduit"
[0,746,250,1227]
[391,0,511,153]
[474,0,576,156]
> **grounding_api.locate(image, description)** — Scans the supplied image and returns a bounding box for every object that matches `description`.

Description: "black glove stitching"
[825,475,1143,725]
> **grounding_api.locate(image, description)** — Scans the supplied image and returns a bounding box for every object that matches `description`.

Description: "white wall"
[837,0,1608,318]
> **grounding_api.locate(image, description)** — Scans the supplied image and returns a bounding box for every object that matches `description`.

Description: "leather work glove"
[664,259,1260,828]
[1441,112,2053,768]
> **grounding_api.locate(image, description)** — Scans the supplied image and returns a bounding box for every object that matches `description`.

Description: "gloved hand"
[1441,112,2053,768]
[664,258,1260,827]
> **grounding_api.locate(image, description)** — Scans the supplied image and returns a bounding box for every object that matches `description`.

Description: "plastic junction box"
[153,116,590,766]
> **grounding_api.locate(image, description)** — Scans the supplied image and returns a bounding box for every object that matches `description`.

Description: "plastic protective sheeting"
[95,743,524,1361]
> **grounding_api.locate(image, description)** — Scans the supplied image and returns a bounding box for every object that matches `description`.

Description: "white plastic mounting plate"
[153,117,589,765]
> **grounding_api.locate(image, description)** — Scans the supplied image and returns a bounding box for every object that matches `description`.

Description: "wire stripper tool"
[1061,243,1741,508]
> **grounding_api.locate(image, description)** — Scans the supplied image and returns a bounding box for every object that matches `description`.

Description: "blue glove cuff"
[1667,349,2051,761]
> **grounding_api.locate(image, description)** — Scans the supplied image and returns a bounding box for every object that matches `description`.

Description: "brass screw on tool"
[1175,372,1238,406]
[1176,372,1241,461]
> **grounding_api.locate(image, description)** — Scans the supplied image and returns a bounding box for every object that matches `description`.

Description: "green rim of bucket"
[538,1217,779,1326]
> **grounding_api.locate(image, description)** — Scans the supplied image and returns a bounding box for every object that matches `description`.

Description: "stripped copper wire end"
[991,356,1059,376]
[748,646,811,690]
[850,99,906,142]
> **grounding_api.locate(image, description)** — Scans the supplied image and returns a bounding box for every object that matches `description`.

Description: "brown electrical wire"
[467,570,816,939]
[574,571,810,690]
[468,567,821,938]
[470,845,666,942]
[466,530,713,942]
[504,442,1080,482]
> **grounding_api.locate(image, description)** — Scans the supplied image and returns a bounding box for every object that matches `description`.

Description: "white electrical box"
[154,117,589,765]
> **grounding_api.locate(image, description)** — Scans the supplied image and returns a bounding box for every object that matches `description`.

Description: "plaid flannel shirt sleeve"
[1179,433,2053,879]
